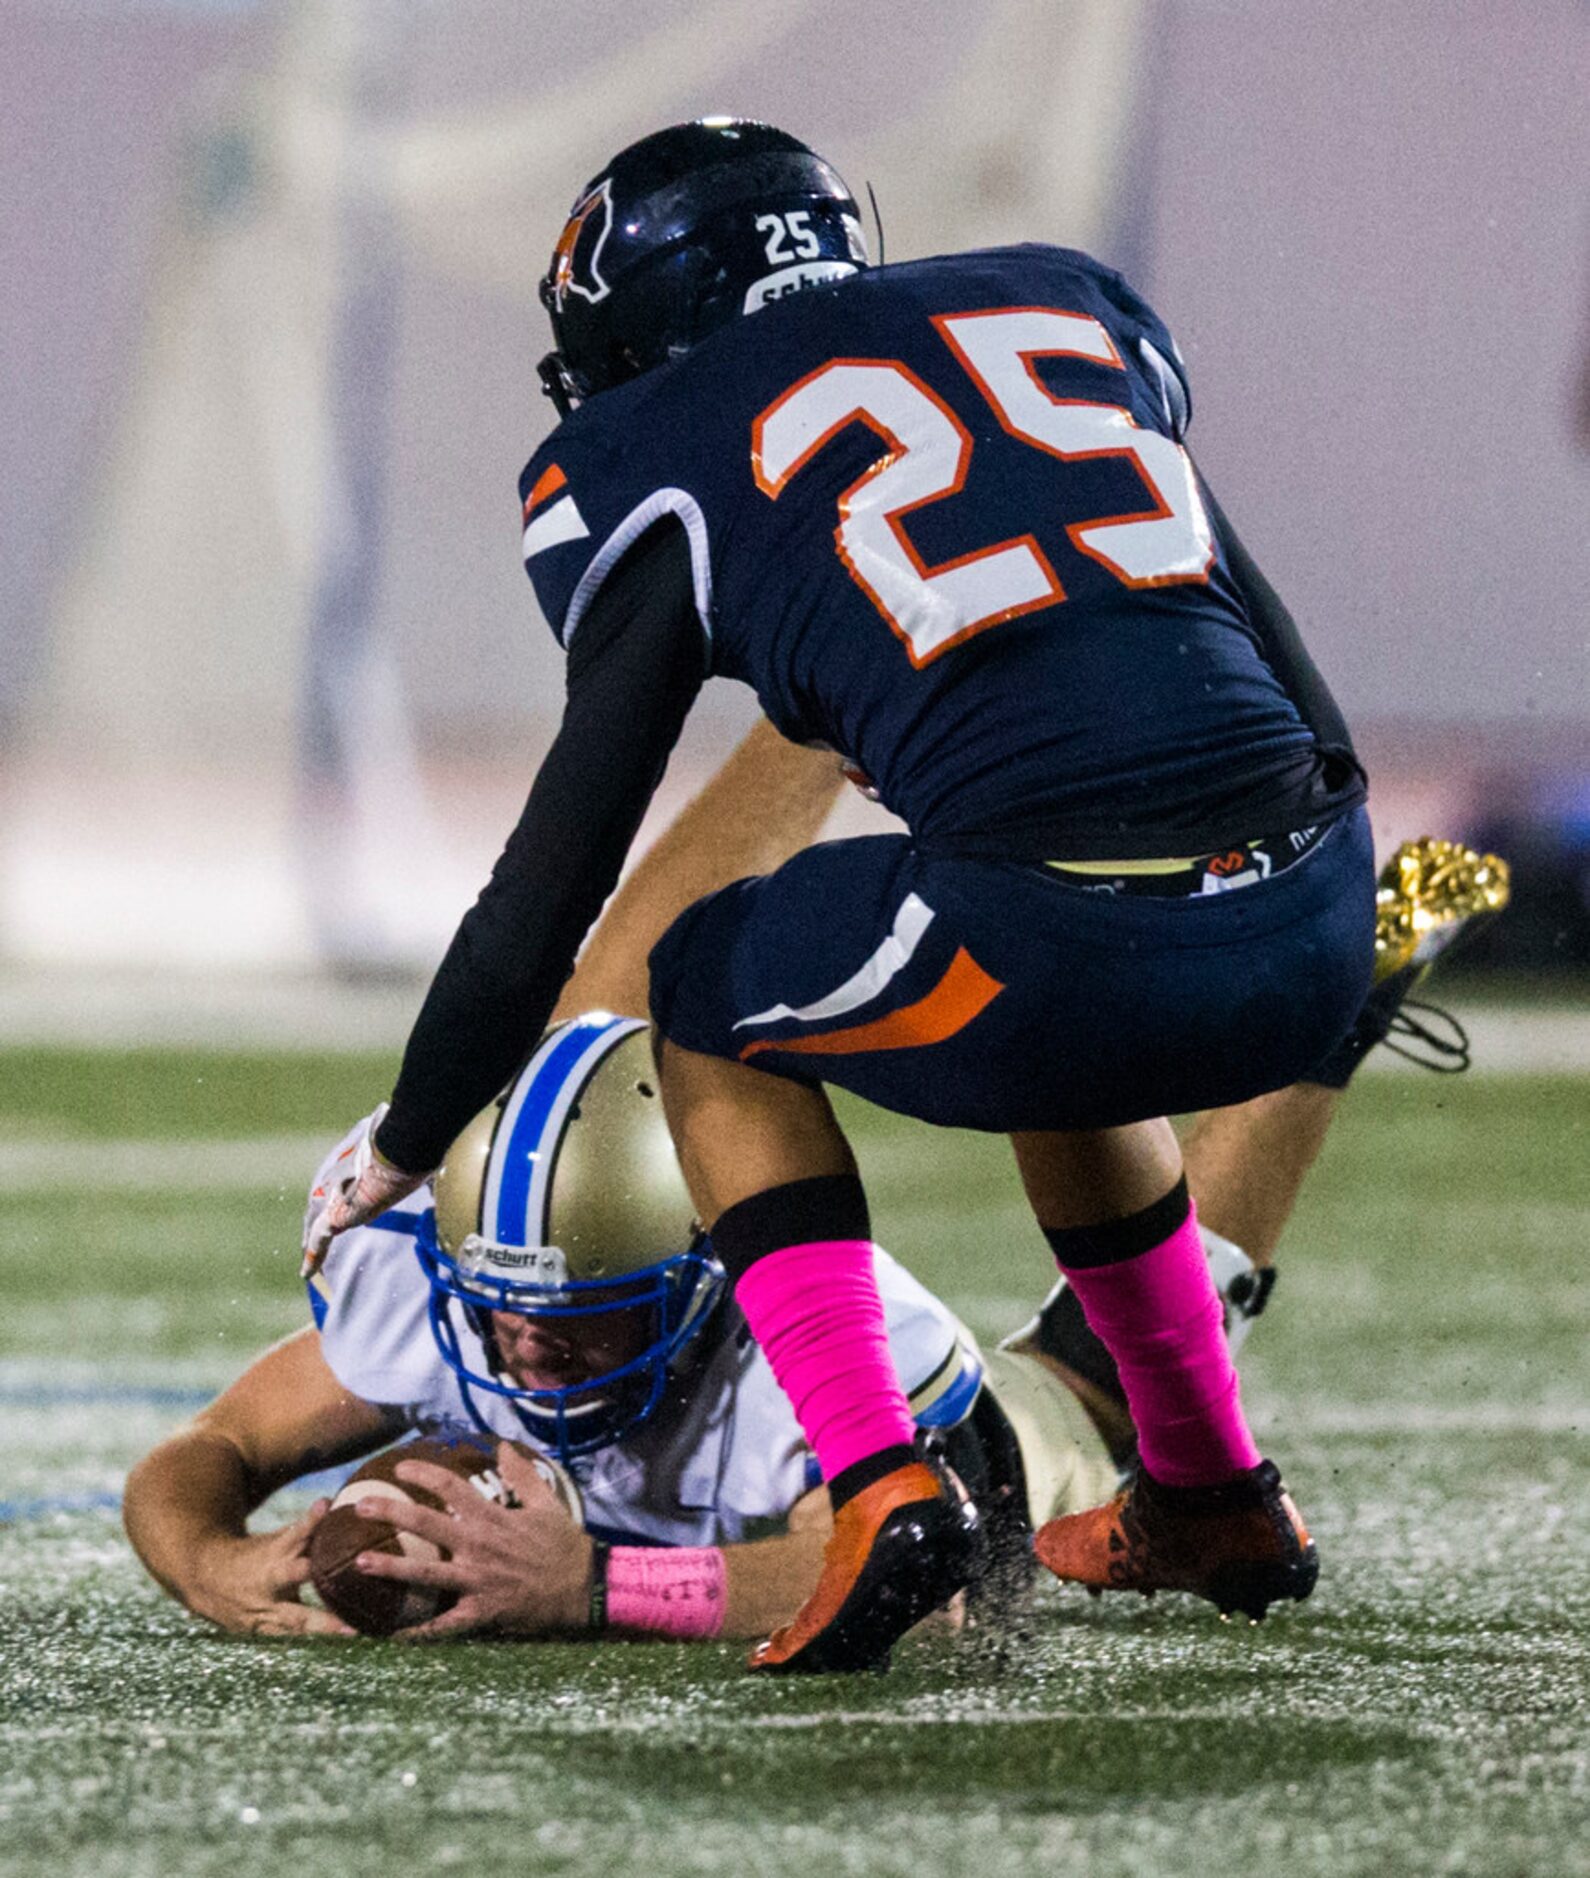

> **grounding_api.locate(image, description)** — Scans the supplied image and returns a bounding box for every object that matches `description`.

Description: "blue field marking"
[0,1464,364,1526]
[0,1380,212,1523]
[0,1490,123,1523]
[0,1381,215,1411]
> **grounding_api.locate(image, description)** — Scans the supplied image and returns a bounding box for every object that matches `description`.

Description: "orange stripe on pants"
[737,947,1004,1062]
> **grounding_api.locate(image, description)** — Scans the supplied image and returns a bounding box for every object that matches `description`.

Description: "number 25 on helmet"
[538,116,868,413]
[414,1014,725,1466]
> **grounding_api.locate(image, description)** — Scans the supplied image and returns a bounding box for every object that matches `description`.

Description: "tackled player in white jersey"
[125,724,1503,1645]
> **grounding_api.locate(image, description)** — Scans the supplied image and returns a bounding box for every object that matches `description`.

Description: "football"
[307,1430,581,1636]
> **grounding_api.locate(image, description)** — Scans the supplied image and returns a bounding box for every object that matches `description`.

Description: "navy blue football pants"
[649,806,1376,1133]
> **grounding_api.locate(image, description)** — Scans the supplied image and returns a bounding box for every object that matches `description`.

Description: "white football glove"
[300,1104,430,1278]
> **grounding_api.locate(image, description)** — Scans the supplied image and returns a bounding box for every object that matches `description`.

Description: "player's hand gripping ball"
[308,1432,580,1636]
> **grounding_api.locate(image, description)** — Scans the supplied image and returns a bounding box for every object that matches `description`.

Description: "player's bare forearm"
[124,1329,394,1632]
[718,1486,832,1637]
[123,1425,269,1604]
[555,720,845,1022]
[124,1433,352,1639]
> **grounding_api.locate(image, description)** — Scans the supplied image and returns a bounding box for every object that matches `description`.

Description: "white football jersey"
[306,1126,983,1548]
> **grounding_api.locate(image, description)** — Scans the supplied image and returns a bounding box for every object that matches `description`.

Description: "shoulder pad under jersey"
[1075,251,1193,439]
[899,243,1193,439]
[518,400,715,652]
[306,1193,437,1409]
[302,1118,431,1341]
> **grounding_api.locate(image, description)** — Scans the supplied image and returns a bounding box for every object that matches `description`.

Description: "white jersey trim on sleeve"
[561,488,713,652]
[1138,337,1191,441]
[523,493,591,558]
[908,1329,985,1429]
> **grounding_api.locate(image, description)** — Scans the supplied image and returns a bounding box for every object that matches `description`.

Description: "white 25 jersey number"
[751,307,1214,667]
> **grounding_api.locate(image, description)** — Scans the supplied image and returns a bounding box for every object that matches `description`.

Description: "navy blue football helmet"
[414,1014,725,1466]
[538,116,867,412]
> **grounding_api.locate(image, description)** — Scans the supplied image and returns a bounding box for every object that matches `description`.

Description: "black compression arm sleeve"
[375,519,706,1174]
[1199,478,1361,765]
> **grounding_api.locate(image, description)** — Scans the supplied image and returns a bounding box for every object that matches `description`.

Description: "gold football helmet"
[416,1014,723,1463]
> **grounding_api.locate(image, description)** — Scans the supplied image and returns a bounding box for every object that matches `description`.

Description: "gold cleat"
[1373,837,1511,985]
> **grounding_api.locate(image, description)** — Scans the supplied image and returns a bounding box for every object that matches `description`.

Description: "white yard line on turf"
[0,1135,333,1194]
[4,1366,1578,1436]
[0,1707,1445,1742]
[1268,1403,1588,1435]
[0,966,422,1050]
[1357,1005,1590,1075]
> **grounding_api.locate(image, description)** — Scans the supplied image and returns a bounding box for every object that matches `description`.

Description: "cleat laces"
[1379,997,1471,1073]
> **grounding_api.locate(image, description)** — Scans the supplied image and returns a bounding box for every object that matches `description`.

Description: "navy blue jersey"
[520,245,1360,860]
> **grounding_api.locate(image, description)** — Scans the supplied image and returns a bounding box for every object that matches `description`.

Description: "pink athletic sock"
[1058,1199,1261,1487]
[734,1239,917,1482]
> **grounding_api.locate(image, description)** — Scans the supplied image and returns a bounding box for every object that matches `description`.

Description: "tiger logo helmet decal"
[549,178,615,311]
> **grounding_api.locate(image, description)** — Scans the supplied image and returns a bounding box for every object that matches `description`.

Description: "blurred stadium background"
[2,0,1586,1040]
[3,10,1587,1875]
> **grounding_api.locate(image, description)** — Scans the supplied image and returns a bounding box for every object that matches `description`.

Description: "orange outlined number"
[934,308,1213,589]
[752,359,1063,668]
[751,308,1213,666]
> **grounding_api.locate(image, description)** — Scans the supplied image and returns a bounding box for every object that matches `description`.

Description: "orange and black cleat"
[750,1461,982,1674]
[1035,1459,1318,1623]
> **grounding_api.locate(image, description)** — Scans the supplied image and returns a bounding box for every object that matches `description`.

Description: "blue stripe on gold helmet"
[415,1014,724,1466]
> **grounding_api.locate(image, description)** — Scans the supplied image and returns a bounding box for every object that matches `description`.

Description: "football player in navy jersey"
[156,717,1496,1645]
[306,118,1389,1674]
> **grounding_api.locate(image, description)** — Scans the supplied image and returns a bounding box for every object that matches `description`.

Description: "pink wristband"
[607,1545,727,1640]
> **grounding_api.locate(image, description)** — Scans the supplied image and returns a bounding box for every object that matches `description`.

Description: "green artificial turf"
[1,1052,1585,1877]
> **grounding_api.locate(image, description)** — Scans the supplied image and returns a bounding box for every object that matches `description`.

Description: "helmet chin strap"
[666,1255,729,1382]
[538,351,577,416]
[866,180,886,265]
